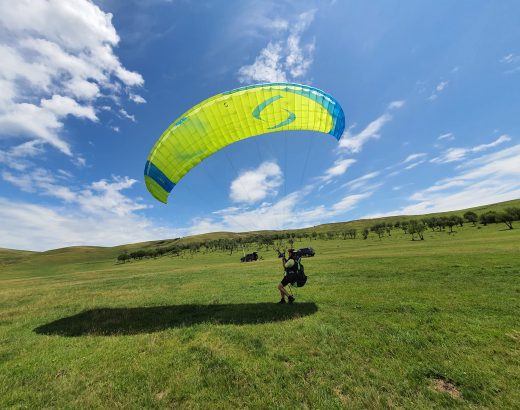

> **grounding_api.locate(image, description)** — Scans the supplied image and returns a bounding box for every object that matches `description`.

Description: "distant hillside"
[122,198,520,250]
[0,248,36,269]
[2,198,519,257]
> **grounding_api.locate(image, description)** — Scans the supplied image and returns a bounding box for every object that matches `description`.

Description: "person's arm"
[284,258,295,270]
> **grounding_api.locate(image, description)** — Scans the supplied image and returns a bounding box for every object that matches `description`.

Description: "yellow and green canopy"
[144,82,345,203]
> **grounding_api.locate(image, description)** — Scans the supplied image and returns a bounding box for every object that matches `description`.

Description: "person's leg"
[278,282,290,297]
[278,283,290,300]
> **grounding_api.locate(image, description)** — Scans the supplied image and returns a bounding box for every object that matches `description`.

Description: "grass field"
[1,216,520,408]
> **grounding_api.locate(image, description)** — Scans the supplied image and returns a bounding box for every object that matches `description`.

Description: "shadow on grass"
[34,302,318,337]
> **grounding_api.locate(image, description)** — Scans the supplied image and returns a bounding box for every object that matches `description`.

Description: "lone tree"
[463,211,478,226]
[496,207,520,230]
[407,220,425,240]
[479,211,497,226]
[445,217,456,233]
[362,228,369,240]
[497,211,514,229]
[505,207,520,221]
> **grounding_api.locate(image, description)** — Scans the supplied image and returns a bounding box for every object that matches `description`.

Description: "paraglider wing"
[144,82,345,203]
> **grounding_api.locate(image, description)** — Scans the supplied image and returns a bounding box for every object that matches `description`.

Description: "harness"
[285,256,307,287]
[285,256,299,274]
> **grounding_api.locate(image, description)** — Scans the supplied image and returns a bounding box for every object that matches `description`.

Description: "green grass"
[1,220,520,408]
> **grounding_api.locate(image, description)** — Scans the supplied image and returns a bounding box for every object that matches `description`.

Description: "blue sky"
[1,0,519,251]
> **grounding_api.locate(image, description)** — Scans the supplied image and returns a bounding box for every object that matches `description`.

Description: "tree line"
[117,206,520,262]
[365,207,520,241]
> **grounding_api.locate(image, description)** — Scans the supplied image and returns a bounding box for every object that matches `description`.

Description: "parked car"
[240,252,259,262]
[296,247,315,257]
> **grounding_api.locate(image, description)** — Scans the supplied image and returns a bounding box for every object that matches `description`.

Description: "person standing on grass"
[277,248,297,304]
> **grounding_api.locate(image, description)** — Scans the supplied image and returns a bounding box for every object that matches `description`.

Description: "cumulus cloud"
[0,0,143,155]
[430,134,511,164]
[230,161,283,204]
[238,10,316,83]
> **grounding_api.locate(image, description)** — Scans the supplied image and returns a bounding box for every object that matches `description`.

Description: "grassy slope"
[1,218,519,408]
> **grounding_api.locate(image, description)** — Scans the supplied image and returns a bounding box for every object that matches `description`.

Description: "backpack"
[292,257,307,288]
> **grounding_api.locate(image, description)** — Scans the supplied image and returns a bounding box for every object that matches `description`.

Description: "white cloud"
[320,158,356,182]
[238,10,316,83]
[285,10,316,78]
[0,0,143,155]
[501,54,520,64]
[41,95,97,121]
[337,98,405,153]
[0,196,176,251]
[388,100,405,110]
[0,102,72,154]
[343,171,380,191]
[378,144,520,216]
[238,42,288,83]
[338,113,392,153]
[1,168,148,216]
[0,163,376,250]
[230,161,283,204]
[404,160,425,170]
[119,108,136,122]
[430,134,511,164]
[436,81,448,92]
[0,169,179,251]
[230,3,290,39]
[331,192,372,213]
[130,93,147,104]
[428,80,449,101]
[0,140,43,171]
[185,188,373,235]
[438,132,455,141]
[500,53,520,74]
[384,152,429,177]
[403,153,426,163]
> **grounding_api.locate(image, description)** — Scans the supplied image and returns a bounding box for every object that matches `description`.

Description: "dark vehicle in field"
[277,248,316,259]
[296,247,315,257]
[241,252,259,262]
